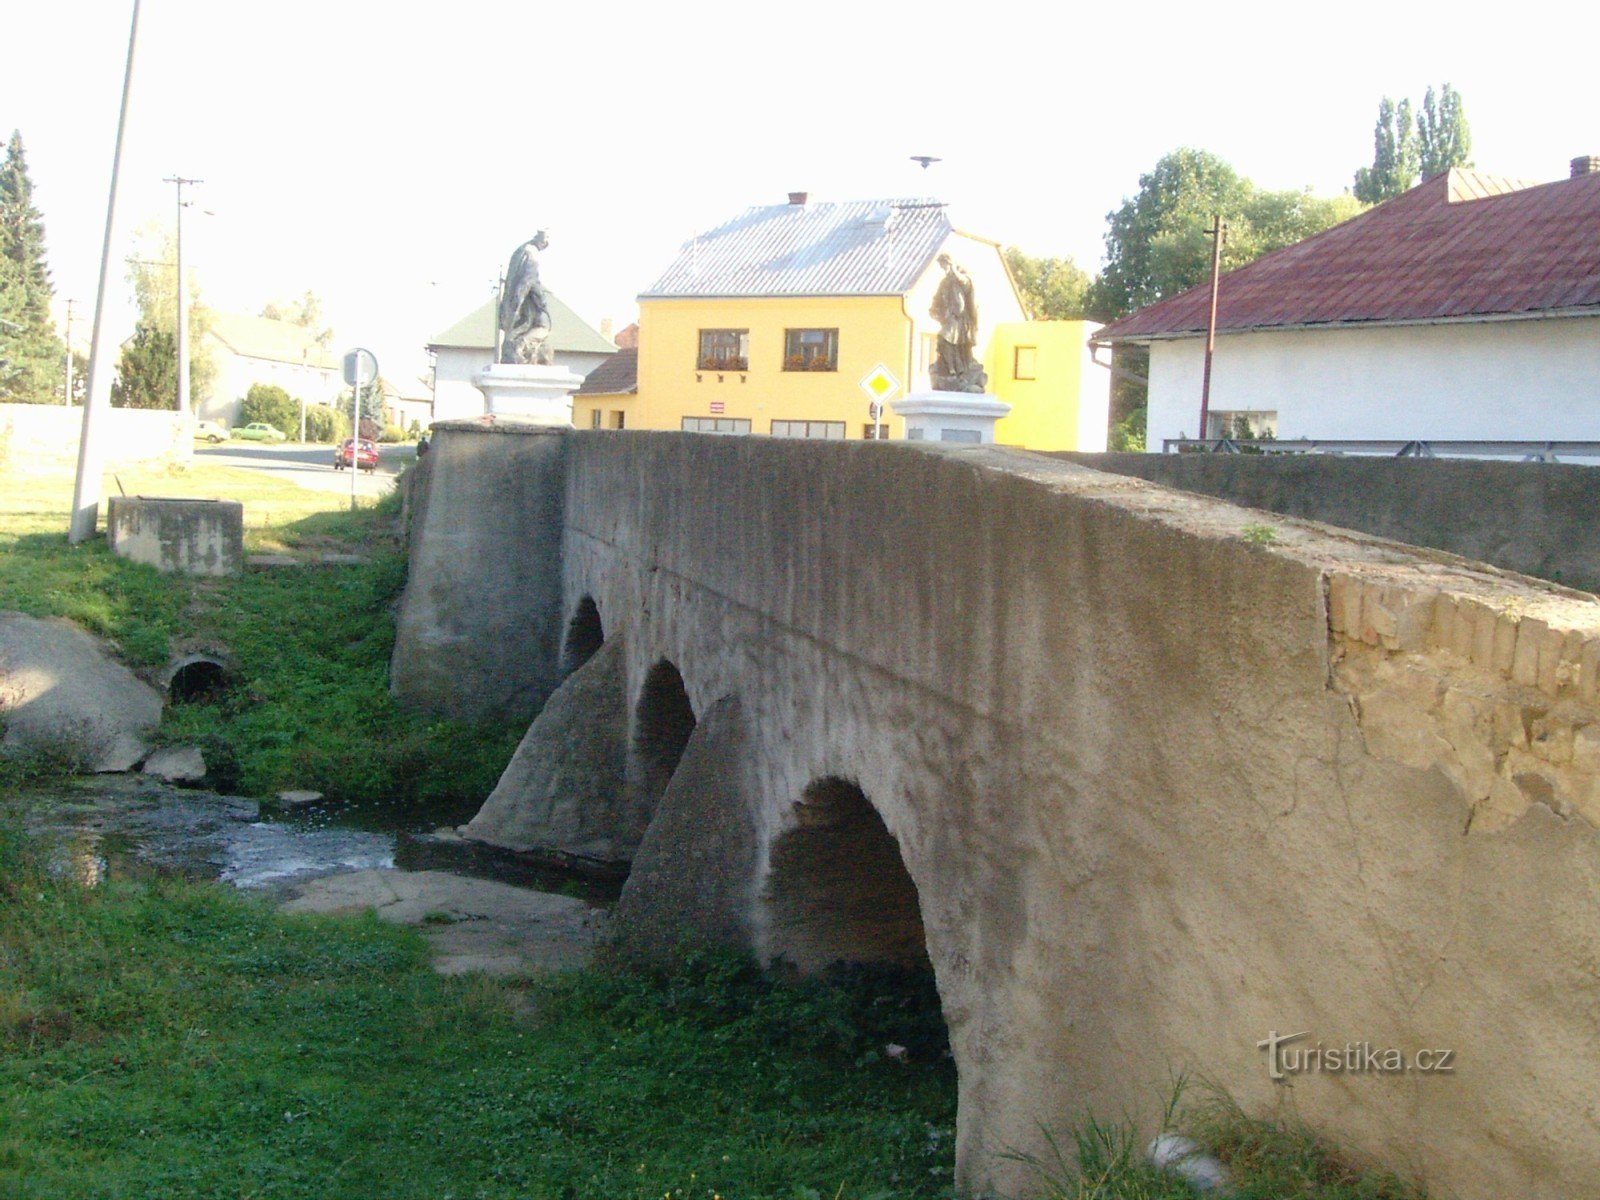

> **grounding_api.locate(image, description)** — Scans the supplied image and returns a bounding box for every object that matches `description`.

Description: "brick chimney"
[1572,156,1600,178]
[788,191,809,206]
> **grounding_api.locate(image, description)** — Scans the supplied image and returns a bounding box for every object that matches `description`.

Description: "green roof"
[429,292,617,355]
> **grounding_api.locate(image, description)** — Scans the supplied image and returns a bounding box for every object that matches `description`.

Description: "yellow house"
[584,194,1099,444]
[988,320,1108,451]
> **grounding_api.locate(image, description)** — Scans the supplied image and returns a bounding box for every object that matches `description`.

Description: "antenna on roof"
[910,155,941,170]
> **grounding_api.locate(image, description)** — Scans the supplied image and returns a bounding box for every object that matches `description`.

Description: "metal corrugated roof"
[640,198,952,298]
[1095,168,1600,343]
[427,292,618,354]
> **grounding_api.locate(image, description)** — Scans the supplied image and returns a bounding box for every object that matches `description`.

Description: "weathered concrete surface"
[610,695,761,961]
[462,639,629,865]
[392,427,1600,1200]
[280,869,602,976]
[0,611,162,771]
[108,497,245,576]
[389,421,568,722]
[1060,452,1600,592]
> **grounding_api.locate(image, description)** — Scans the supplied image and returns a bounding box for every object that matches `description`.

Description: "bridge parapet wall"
[393,425,1600,1199]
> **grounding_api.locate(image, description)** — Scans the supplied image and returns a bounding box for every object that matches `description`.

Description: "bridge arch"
[561,595,604,675]
[629,658,697,826]
[761,776,929,974]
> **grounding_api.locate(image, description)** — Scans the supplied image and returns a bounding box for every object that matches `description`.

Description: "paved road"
[195,441,416,498]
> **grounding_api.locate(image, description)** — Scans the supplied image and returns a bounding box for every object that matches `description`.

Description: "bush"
[378,424,407,444]
[239,383,299,438]
[303,403,349,445]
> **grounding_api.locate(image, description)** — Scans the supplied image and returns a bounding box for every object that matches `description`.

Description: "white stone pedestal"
[891,391,1012,444]
[473,363,585,425]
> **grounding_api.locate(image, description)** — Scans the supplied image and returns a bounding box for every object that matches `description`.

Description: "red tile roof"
[1094,168,1600,343]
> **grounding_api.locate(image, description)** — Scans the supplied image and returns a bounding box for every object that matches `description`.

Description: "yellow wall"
[988,320,1109,451]
[633,295,914,439]
[573,393,635,430]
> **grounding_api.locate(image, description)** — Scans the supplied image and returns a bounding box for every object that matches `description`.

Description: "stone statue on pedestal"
[498,230,555,366]
[929,253,987,393]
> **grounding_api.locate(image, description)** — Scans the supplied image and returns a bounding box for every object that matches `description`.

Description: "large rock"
[462,638,628,865]
[0,611,162,772]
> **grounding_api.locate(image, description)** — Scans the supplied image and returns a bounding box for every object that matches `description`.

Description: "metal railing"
[1160,438,1600,462]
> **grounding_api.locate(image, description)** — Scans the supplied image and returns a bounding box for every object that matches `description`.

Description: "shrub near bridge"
[239,383,301,441]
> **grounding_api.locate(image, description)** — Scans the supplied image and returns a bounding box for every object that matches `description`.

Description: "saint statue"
[498,230,555,366]
[929,253,987,392]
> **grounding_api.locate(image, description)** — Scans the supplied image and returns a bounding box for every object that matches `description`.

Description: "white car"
[193,420,228,443]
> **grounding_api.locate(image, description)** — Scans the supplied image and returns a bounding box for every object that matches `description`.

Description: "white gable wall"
[1146,314,1600,447]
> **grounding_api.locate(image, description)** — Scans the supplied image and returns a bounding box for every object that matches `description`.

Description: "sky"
[5,0,1599,390]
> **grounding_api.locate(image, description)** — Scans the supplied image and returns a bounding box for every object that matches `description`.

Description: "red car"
[334,438,379,472]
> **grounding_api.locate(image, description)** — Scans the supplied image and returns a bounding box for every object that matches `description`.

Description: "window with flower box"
[698,329,749,372]
[782,328,838,372]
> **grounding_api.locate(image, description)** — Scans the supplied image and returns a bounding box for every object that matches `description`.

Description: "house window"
[611,410,626,430]
[698,329,748,372]
[1013,346,1038,380]
[1205,410,1278,440]
[589,409,602,429]
[863,424,889,439]
[682,416,752,435]
[771,420,845,439]
[783,328,838,372]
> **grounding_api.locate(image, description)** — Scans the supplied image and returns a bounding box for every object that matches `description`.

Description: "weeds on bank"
[1014,1077,1427,1200]
[0,477,519,803]
[0,821,958,1199]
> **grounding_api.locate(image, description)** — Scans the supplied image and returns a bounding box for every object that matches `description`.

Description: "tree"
[1003,247,1093,320]
[1089,148,1363,441]
[111,324,178,409]
[1353,97,1418,203]
[1418,83,1471,178]
[1354,86,1469,203]
[239,382,299,434]
[261,290,333,348]
[1092,149,1364,321]
[0,131,65,403]
[123,221,216,406]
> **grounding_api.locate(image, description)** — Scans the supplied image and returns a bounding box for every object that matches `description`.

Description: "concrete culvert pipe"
[165,654,231,703]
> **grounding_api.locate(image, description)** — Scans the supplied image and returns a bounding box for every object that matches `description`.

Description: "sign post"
[859,364,901,440]
[342,347,378,511]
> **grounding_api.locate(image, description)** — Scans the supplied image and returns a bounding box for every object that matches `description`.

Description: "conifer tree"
[0,130,65,402]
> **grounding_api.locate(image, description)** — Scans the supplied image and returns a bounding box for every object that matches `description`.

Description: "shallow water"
[11,774,620,904]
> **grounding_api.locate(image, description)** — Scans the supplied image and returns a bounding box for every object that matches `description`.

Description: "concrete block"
[108,497,244,577]
[1512,617,1547,688]
[1492,613,1519,676]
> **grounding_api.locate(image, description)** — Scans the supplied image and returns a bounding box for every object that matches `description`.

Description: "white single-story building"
[427,292,618,422]
[1091,160,1600,449]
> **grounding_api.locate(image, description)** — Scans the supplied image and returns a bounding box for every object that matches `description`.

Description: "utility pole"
[70,0,141,544]
[63,298,76,404]
[1199,214,1227,442]
[164,175,202,415]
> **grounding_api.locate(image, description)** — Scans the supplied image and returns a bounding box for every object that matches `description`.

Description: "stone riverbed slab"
[279,869,604,976]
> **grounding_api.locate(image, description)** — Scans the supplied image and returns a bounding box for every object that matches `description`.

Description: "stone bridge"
[392,423,1600,1198]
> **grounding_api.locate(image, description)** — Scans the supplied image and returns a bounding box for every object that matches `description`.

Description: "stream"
[11,774,620,905]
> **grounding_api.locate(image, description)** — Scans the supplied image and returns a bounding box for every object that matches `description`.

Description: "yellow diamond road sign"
[860,364,900,403]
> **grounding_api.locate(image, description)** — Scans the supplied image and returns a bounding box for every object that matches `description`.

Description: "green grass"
[0,816,958,1200]
[1013,1079,1427,1200]
[0,465,520,803]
